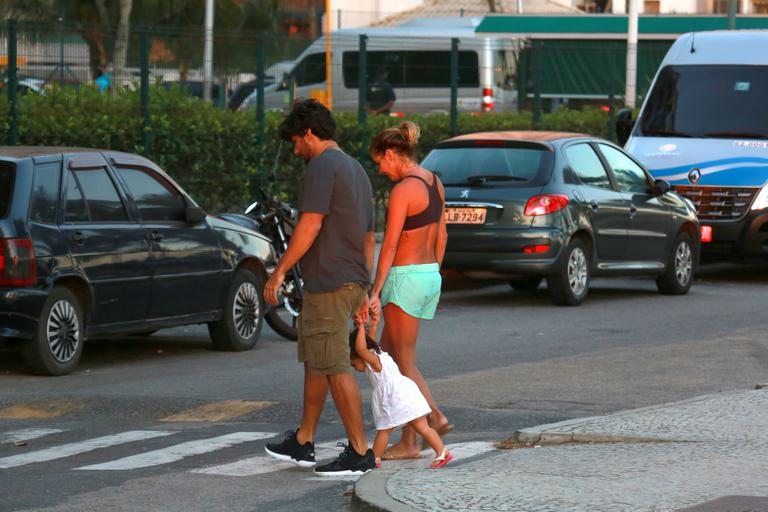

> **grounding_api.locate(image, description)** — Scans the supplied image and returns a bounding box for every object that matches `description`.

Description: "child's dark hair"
[278,98,336,141]
[349,327,381,355]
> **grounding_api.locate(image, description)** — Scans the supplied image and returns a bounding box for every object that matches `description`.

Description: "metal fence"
[1,19,671,150]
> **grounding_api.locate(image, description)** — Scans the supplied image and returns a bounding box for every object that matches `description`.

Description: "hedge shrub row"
[1,87,616,214]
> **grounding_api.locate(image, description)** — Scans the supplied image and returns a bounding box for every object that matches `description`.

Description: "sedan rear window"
[0,162,15,219]
[421,146,552,186]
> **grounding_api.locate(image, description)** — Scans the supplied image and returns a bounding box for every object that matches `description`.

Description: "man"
[263,99,377,476]
[366,66,396,115]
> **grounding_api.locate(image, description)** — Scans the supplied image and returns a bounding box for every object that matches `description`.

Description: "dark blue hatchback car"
[0,147,274,375]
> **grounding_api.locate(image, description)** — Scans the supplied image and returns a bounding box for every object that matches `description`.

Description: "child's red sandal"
[430,449,453,469]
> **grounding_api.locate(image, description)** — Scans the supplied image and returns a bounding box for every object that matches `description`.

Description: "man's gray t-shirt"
[299,148,374,293]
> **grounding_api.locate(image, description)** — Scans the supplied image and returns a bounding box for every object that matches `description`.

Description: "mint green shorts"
[381,263,442,320]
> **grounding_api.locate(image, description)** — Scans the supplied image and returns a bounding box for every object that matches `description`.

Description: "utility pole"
[203,0,214,102]
[624,0,639,108]
[728,0,737,29]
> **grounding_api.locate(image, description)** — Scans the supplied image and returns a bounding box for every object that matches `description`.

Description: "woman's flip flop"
[430,448,454,469]
[381,447,425,461]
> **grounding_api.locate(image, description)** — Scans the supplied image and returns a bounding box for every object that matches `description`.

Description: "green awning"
[476,15,768,37]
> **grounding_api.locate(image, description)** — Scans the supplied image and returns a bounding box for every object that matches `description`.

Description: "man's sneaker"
[313,442,376,476]
[264,429,315,468]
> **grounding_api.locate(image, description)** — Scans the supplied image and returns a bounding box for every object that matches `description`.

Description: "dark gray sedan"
[423,131,700,305]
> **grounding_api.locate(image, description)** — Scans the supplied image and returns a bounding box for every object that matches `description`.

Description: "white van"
[240,17,519,115]
[620,30,768,259]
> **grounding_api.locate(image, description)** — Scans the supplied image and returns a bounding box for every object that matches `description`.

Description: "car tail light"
[700,225,712,243]
[481,87,494,112]
[0,238,36,287]
[524,195,569,216]
[389,112,406,118]
[523,244,551,254]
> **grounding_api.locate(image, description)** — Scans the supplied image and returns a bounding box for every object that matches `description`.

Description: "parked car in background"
[0,147,274,376]
[423,131,700,305]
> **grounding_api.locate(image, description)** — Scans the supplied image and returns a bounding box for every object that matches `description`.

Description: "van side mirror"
[186,205,207,224]
[616,108,634,147]
[653,179,670,196]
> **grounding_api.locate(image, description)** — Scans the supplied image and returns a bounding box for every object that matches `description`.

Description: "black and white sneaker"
[313,442,376,476]
[264,429,316,468]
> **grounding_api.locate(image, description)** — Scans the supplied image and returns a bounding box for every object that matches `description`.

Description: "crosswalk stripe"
[76,432,274,471]
[192,438,346,477]
[0,431,175,469]
[0,428,64,444]
[381,441,497,470]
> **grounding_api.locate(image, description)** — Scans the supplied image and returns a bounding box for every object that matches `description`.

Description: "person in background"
[366,66,396,116]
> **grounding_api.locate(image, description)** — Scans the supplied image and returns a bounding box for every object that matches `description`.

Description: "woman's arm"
[435,178,448,266]
[355,326,382,372]
[371,183,411,298]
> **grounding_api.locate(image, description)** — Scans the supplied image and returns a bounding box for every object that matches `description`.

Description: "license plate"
[444,207,487,224]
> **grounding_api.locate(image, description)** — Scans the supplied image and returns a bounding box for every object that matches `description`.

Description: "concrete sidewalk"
[355,387,768,512]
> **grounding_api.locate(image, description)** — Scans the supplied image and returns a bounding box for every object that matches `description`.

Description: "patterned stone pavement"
[355,388,768,512]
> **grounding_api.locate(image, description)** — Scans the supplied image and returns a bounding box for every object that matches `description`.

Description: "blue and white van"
[621,30,768,259]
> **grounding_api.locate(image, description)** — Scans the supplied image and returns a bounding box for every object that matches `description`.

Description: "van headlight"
[752,185,768,211]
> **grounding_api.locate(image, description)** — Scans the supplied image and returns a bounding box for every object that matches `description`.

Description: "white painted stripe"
[77,432,273,471]
[0,428,63,444]
[384,441,497,470]
[0,431,175,469]
[193,438,346,477]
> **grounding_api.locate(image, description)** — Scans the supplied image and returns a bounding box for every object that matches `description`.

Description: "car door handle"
[70,232,85,244]
[149,231,163,241]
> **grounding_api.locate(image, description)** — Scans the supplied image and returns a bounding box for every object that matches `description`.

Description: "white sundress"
[365,350,432,430]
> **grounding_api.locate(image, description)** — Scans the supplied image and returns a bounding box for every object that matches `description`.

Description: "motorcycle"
[219,188,302,341]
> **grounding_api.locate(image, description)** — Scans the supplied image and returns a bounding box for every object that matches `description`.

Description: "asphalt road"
[1,263,767,511]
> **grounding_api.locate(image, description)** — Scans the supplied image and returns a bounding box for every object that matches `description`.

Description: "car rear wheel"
[508,277,542,292]
[208,268,264,351]
[547,238,590,306]
[21,286,84,376]
[656,232,694,295]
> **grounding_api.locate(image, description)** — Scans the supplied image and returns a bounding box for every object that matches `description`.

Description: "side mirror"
[653,179,671,196]
[185,205,207,224]
[615,108,634,147]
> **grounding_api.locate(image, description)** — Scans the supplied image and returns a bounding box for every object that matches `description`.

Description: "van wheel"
[656,232,694,295]
[547,238,590,306]
[21,286,84,376]
[208,268,264,351]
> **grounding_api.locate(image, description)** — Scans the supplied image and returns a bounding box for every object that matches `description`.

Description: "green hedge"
[1,87,615,214]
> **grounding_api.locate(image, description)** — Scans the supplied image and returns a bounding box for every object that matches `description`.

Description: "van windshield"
[640,65,768,139]
[421,146,552,186]
[0,162,14,219]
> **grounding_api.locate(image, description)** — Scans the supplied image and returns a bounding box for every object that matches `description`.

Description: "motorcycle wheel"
[265,274,301,341]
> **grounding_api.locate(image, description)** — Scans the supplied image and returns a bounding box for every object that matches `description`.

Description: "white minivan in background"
[618,30,768,260]
[239,17,519,115]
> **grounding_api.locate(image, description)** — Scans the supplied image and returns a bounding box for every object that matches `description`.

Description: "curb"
[354,469,420,512]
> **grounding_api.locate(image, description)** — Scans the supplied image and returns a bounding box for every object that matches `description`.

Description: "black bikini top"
[401,174,443,231]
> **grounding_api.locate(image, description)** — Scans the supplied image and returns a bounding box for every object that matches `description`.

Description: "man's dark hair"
[278,98,336,141]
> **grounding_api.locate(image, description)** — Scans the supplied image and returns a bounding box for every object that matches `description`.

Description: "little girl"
[349,318,453,469]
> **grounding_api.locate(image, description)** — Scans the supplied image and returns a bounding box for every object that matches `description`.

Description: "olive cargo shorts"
[298,282,367,375]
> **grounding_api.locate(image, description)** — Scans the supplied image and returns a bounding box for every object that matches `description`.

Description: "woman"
[368,122,452,460]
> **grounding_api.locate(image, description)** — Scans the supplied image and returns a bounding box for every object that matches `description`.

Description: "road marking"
[76,432,273,471]
[0,431,175,469]
[0,401,85,419]
[193,438,346,477]
[381,441,497,470]
[0,428,63,444]
[161,400,276,422]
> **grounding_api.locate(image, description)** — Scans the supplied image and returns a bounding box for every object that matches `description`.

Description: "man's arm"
[364,230,375,276]
[264,212,324,305]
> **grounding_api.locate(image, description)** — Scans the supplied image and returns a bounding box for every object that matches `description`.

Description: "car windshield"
[0,161,14,219]
[421,146,551,186]
[640,65,768,139]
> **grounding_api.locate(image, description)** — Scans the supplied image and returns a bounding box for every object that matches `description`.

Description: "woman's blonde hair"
[369,122,421,159]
